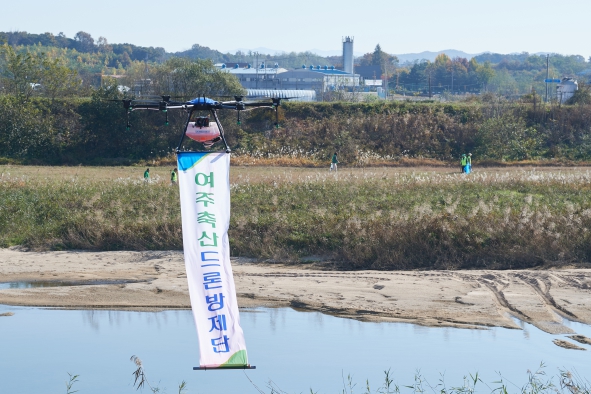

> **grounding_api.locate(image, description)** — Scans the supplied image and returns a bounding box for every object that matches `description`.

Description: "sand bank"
[0,249,590,334]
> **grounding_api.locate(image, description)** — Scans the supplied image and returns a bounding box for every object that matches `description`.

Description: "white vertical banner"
[177,152,249,368]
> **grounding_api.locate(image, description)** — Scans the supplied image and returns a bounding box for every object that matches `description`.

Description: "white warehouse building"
[216,62,360,101]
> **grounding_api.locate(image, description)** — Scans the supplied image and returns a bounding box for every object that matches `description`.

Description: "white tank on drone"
[557,78,578,103]
[343,36,354,74]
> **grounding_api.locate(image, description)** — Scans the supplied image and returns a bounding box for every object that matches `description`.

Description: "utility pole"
[451,69,454,95]
[384,61,388,100]
[428,73,432,98]
[545,54,549,103]
[255,52,259,89]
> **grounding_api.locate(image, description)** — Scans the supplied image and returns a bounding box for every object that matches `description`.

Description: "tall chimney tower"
[342,36,354,74]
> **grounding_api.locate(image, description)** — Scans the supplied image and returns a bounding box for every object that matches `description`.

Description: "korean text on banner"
[177,152,248,368]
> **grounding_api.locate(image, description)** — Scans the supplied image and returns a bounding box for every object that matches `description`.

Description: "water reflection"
[0,305,590,394]
[78,309,193,332]
[0,280,148,290]
[561,316,591,339]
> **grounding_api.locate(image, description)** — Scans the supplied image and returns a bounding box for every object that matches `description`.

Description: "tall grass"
[2,168,591,270]
[229,169,591,269]
[0,174,181,250]
[125,356,591,394]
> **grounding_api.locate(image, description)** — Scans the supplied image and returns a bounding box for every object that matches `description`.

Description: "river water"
[0,304,590,394]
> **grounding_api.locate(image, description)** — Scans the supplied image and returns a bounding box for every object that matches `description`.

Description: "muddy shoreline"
[1,249,590,334]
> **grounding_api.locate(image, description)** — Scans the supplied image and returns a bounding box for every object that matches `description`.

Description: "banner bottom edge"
[193,366,256,370]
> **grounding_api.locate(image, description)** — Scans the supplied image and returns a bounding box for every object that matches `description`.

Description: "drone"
[115,95,291,152]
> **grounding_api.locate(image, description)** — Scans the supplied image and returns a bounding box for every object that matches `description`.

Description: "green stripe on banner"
[177,152,210,171]
[221,350,248,367]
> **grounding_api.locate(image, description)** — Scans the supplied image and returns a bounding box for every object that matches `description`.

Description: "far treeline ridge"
[2,30,590,95]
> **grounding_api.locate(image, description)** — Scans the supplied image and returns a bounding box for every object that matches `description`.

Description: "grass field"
[2,165,591,270]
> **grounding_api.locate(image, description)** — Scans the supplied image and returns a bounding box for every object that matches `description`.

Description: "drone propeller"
[134,94,177,101]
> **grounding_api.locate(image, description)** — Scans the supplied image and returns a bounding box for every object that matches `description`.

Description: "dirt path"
[0,249,590,334]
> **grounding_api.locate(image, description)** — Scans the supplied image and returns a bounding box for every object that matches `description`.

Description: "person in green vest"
[144,168,150,183]
[170,168,178,185]
[460,154,467,173]
[330,152,339,172]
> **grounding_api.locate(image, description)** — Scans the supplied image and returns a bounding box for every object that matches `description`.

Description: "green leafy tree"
[399,60,429,91]
[0,96,58,160]
[74,31,95,52]
[0,44,45,100]
[372,44,384,67]
[0,44,82,101]
[97,36,112,53]
[147,57,244,97]
[41,58,82,101]
[475,114,543,160]
[475,61,495,91]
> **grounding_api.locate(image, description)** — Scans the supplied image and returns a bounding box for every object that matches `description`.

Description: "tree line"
[0,31,331,80]
[354,44,590,97]
[2,89,591,165]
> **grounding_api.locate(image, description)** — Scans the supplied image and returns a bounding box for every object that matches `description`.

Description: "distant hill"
[395,50,480,64]
[173,46,332,69]
[230,48,481,63]
[0,31,166,63]
[473,52,587,65]
[0,31,332,71]
[230,47,364,57]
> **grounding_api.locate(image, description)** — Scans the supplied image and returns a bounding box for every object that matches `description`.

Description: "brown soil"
[1,249,590,334]
[568,335,591,345]
[553,339,586,351]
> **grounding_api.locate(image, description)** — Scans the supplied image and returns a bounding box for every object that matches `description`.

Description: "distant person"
[144,168,150,183]
[460,154,467,173]
[466,153,472,174]
[171,168,178,185]
[330,152,339,172]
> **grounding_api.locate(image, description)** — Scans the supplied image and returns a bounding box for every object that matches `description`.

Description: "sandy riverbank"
[0,249,590,334]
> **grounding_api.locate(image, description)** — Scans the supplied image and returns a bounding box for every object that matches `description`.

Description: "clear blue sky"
[2,0,589,58]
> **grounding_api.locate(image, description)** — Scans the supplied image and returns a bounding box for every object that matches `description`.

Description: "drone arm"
[243,102,274,108]
[130,104,192,110]
[162,105,193,110]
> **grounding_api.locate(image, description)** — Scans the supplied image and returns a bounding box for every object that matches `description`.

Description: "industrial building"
[215,37,360,101]
[216,63,360,98]
[342,36,354,74]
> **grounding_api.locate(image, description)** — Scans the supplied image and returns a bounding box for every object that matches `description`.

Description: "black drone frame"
[119,95,287,154]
